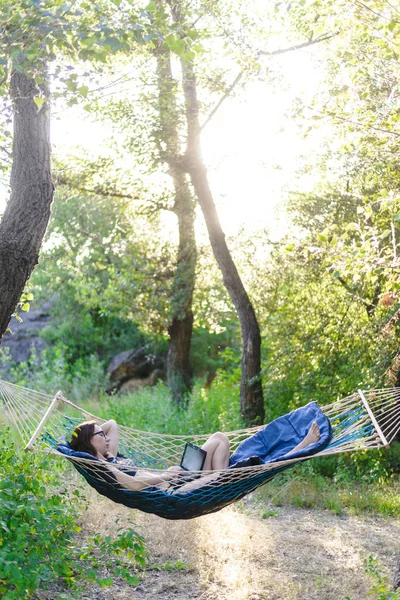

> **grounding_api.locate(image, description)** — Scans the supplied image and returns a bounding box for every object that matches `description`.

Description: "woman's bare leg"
[201,432,230,470]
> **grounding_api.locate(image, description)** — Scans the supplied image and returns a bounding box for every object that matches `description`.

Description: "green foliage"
[363,555,400,600]
[39,304,154,365]
[11,291,34,324]
[304,444,400,486]
[261,507,280,519]
[147,560,192,572]
[0,428,146,599]
[0,0,154,93]
[259,263,390,420]
[256,465,400,517]
[2,345,105,401]
[0,435,80,598]
[104,368,243,436]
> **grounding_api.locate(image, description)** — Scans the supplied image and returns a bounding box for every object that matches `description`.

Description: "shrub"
[0,430,83,598]
[362,555,400,600]
[39,306,155,366]
[1,345,105,402]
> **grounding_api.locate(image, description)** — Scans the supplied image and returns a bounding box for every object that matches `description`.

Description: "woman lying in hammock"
[69,417,321,493]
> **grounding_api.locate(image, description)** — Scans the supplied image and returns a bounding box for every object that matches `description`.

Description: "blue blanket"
[229,402,332,468]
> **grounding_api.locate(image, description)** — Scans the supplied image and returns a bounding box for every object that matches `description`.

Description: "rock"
[106,347,165,394]
[118,369,163,395]
[1,301,52,364]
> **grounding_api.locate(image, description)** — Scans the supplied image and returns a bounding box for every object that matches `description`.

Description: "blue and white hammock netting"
[1,381,399,520]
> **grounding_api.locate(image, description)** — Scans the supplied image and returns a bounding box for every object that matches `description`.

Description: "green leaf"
[33,97,46,109]
[183,50,195,61]
[317,233,328,242]
[174,39,185,55]
[78,85,89,97]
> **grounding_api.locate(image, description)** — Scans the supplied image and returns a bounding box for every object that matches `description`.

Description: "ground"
[54,487,400,600]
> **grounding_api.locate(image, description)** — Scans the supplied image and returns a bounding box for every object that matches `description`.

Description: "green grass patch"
[261,507,280,519]
[147,560,193,572]
[97,373,244,436]
[254,468,400,517]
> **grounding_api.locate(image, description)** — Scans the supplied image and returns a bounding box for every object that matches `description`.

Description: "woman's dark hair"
[70,420,97,456]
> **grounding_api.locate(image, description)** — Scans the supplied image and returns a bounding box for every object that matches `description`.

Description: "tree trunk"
[180,58,264,425]
[155,48,197,404]
[384,345,400,441]
[0,70,53,340]
[393,555,400,591]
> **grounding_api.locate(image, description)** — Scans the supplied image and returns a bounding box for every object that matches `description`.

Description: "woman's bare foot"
[287,421,320,456]
[303,421,320,446]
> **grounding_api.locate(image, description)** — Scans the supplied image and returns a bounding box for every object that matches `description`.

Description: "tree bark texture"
[393,555,400,590]
[384,347,400,441]
[0,70,54,340]
[156,48,197,404]
[180,58,264,425]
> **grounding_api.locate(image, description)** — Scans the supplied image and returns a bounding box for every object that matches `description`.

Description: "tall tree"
[155,46,197,403]
[179,55,264,424]
[0,68,53,340]
[0,0,141,340]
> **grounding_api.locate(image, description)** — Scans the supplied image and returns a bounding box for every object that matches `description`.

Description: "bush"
[0,429,146,599]
[39,306,157,366]
[0,431,83,598]
[1,345,105,402]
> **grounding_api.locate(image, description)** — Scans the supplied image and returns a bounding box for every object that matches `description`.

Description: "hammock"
[1,379,399,520]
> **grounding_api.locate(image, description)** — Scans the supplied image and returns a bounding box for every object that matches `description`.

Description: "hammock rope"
[1,380,399,520]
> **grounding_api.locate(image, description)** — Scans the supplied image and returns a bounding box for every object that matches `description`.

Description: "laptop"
[180,442,207,471]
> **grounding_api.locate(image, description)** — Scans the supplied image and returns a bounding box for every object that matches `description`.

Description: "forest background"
[1,0,400,598]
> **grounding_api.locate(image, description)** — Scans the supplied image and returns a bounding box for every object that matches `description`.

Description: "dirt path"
[74,490,400,600]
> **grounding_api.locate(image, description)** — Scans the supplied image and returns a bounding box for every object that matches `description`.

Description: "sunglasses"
[93,430,107,438]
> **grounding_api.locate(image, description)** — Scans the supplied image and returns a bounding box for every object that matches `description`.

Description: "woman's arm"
[108,465,181,492]
[173,472,220,492]
[101,419,119,457]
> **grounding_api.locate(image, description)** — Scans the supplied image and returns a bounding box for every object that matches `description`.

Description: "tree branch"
[336,275,377,316]
[0,72,8,87]
[258,31,339,57]
[200,71,243,131]
[0,144,12,159]
[57,179,140,201]
[326,111,400,138]
[201,31,339,131]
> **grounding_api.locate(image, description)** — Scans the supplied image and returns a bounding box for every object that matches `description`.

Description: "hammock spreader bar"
[1,380,399,520]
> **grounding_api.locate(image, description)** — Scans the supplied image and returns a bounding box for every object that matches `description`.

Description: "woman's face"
[90,426,110,458]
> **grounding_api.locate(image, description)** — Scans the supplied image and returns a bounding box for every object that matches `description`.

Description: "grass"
[261,507,280,519]
[254,469,400,517]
